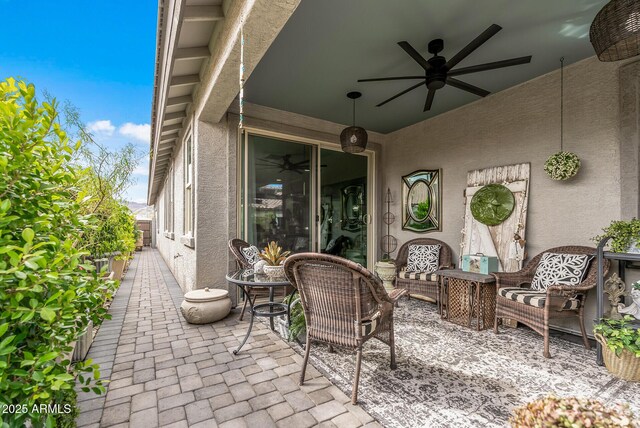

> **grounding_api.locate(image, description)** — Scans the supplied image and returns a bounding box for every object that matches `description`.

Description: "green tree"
[0,78,112,427]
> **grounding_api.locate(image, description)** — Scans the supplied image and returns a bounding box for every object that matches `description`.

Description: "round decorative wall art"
[470,184,515,226]
[544,151,581,180]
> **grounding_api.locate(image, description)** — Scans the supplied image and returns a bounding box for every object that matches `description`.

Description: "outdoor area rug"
[282,298,640,428]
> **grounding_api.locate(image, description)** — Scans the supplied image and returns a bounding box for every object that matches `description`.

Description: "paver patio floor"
[76,248,379,428]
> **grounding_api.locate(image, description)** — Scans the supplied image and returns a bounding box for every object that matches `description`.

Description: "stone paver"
[76,248,376,427]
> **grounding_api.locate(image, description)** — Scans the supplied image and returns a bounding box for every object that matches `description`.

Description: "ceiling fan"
[257,154,326,174]
[358,24,532,112]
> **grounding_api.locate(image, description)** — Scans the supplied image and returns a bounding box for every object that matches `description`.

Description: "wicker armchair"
[228,239,270,321]
[395,238,454,303]
[284,253,407,404]
[493,246,610,358]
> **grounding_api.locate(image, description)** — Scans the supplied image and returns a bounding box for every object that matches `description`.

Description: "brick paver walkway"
[76,248,380,428]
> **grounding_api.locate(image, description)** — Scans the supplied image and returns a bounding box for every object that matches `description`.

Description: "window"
[184,134,193,237]
[164,168,174,239]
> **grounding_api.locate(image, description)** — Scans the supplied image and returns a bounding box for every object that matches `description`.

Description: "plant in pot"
[593,316,640,381]
[259,241,290,278]
[593,218,640,253]
[510,395,637,427]
[283,294,306,343]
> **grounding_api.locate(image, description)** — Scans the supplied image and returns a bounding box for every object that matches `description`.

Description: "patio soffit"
[148,0,301,205]
[244,0,610,134]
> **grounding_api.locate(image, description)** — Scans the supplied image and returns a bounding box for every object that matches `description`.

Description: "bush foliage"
[0,78,117,427]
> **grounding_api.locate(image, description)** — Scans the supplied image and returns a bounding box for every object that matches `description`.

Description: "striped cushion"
[398,270,437,281]
[360,313,380,336]
[498,287,581,310]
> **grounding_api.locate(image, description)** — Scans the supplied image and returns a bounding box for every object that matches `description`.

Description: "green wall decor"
[402,170,441,233]
[470,184,515,226]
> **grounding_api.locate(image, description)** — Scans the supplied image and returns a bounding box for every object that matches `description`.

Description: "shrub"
[593,316,640,358]
[0,78,113,426]
[593,218,640,253]
[510,395,637,427]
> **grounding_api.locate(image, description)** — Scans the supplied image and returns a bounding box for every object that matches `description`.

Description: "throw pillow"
[530,252,594,291]
[406,244,441,273]
[241,245,261,266]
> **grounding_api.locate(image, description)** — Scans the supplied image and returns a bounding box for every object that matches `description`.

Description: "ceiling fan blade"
[448,56,532,76]
[358,76,425,82]
[376,81,425,107]
[445,24,502,70]
[258,159,283,166]
[446,77,490,97]
[424,89,436,111]
[398,41,432,71]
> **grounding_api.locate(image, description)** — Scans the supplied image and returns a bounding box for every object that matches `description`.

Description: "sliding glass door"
[318,148,368,266]
[244,134,313,252]
[241,132,372,267]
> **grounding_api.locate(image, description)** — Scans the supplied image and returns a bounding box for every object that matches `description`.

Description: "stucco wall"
[383,56,637,334]
[154,124,198,293]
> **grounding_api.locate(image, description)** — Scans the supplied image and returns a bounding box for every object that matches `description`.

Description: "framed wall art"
[401,169,441,233]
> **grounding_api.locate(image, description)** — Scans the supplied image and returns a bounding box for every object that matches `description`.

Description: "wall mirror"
[341,184,364,232]
[402,169,441,233]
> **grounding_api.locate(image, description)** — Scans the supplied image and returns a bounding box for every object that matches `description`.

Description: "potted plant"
[283,294,306,343]
[259,241,290,278]
[510,395,636,427]
[593,316,640,381]
[594,218,640,253]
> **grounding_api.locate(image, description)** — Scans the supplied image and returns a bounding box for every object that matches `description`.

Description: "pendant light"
[590,0,640,61]
[340,91,368,153]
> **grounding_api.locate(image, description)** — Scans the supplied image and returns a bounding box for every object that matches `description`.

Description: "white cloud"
[119,122,151,145]
[87,120,115,136]
[133,155,150,175]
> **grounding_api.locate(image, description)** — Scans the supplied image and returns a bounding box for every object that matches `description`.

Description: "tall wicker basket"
[595,334,640,381]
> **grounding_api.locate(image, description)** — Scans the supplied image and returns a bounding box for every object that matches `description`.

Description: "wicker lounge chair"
[493,246,609,358]
[284,253,407,404]
[395,238,454,303]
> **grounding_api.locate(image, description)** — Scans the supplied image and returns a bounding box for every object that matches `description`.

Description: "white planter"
[375,261,397,292]
[263,265,285,278]
[181,288,232,324]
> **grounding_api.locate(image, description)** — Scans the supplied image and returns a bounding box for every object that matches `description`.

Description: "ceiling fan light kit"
[340,91,368,153]
[590,0,640,62]
[358,24,532,112]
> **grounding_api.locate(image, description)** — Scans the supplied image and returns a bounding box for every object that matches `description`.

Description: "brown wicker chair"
[395,238,454,303]
[228,239,271,321]
[493,246,610,358]
[284,253,407,404]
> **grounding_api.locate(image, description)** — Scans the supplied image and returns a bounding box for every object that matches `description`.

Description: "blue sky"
[0,0,157,203]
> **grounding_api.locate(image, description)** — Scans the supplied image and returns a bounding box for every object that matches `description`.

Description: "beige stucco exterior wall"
[383,55,638,334]
[155,127,198,292]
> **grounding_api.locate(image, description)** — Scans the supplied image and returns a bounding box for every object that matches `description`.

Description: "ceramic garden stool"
[180,287,231,324]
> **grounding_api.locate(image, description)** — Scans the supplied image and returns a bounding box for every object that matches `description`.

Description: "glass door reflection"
[319,148,368,266]
[246,135,312,253]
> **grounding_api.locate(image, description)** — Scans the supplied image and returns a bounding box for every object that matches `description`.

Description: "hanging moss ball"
[544,151,581,180]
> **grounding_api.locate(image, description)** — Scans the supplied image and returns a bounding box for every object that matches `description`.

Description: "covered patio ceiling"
[245,0,607,134]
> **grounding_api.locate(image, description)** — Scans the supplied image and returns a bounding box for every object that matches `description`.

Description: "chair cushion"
[530,253,594,291]
[406,244,440,273]
[398,270,437,281]
[241,245,261,266]
[498,287,581,310]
